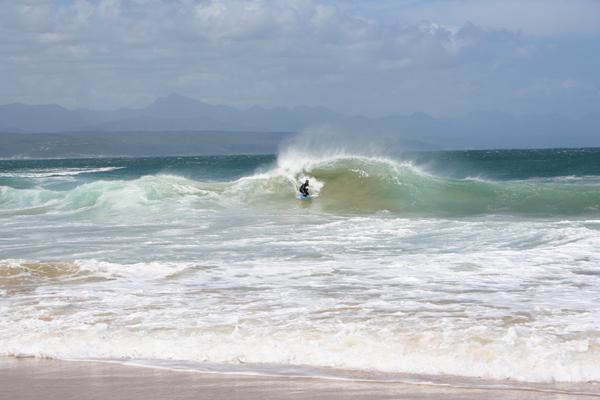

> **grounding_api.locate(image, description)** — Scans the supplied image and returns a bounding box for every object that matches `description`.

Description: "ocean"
[1,147,600,384]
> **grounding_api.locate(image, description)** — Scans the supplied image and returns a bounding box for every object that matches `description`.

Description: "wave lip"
[260,153,600,216]
[0,174,223,216]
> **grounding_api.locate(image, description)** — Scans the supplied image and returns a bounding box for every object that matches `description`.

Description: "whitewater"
[2,147,600,385]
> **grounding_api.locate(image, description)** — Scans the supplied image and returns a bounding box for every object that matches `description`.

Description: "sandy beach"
[1,357,599,400]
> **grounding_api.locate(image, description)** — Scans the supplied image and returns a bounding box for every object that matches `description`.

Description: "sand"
[2,357,600,400]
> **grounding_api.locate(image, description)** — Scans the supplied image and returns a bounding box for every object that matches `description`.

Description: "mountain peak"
[146,93,210,117]
[150,93,202,107]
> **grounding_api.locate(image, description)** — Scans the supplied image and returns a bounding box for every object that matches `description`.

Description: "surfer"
[299,180,310,196]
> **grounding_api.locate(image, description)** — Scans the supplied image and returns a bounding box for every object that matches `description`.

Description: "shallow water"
[2,148,600,383]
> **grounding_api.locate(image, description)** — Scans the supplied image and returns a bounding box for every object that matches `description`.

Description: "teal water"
[1,148,600,382]
[2,147,600,184]
[1,148,600,216]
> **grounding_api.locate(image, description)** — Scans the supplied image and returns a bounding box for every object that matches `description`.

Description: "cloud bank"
[1,0,599,116]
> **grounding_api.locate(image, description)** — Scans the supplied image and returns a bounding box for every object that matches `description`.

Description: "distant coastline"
[0,130,295,159]
[2,95,599,155]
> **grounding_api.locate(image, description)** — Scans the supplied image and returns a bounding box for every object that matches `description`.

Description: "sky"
[1,0,599,117]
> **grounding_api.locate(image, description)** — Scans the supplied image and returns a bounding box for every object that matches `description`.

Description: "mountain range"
[0,94,345,134]
[1,94,599,157]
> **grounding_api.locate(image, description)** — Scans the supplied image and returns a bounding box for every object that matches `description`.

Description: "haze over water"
[2,147,600,384]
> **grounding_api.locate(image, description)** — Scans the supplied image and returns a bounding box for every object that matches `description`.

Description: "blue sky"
[1,0,599,116]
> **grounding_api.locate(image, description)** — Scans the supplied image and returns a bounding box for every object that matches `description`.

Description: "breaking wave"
[1,153,600,217]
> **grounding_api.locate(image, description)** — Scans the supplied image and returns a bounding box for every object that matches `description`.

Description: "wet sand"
[2,357,600,400]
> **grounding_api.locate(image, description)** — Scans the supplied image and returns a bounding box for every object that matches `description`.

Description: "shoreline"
[2,357,600,400]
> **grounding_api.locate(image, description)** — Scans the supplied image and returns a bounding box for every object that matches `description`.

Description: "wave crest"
[267,153,600,215]
[2,154,600,216]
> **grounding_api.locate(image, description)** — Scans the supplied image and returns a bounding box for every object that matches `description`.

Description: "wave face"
[2,149,600,384]
[272,153,600,215]
[2,150,600,217]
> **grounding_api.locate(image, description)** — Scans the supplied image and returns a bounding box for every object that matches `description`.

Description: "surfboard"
[297,194,312,201]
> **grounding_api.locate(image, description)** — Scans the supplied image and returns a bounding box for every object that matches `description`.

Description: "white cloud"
[340,0,600,37]
[0,0,598,116]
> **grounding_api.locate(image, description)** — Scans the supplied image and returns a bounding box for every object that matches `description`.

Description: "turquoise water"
[2,148,600,217]
[1,147,600,382]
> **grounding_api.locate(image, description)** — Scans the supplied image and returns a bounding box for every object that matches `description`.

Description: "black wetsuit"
[299,182,309,196]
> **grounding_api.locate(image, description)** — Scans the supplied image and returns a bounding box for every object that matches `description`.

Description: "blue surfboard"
[297,194,312,201]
